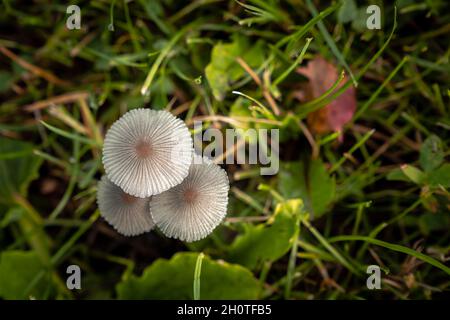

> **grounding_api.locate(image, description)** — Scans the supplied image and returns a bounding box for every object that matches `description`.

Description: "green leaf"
[351,7,368,32]
[116,252,260,299]
[0,137,43,204]
[0,250,49,299]
[278,160,335,218]
[418,213,450,235]
[205,35,265,101]
[420,135,444,172]
[227,199,301,269]
[337,0,357,24]
[386,168,411,182]
[428,163,450,188]
[1,206,25,228]
[400,164,425,185]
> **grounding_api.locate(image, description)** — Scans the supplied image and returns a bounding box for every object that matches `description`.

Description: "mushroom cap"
[102,108,193,197]
[150,155,229,242]
[97,175,155,236]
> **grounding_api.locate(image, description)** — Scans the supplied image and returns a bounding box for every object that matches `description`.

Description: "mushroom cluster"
[97,108,229,242]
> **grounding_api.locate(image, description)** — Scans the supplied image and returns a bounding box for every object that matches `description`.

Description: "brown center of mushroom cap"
[120,192,139,204]
[183,188,199,204]
[135,140,153,159]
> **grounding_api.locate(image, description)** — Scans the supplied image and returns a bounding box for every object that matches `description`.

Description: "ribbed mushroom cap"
[102,108,193,198]
[97,175,155,236]
[150,155,229,242]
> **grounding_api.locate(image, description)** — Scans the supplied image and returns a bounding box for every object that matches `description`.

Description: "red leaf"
[297,56,356,135]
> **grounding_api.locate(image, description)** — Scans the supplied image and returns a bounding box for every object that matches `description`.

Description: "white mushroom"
[97,175,155,236]
[150,155,229,242]
[102,108,193,197]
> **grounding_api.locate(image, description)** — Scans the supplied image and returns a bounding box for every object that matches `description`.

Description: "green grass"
[0,0,449,300]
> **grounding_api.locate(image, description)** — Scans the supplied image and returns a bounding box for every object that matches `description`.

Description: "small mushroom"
[150,154,229,242]
[102,108,193,197]
[97,175,155,236]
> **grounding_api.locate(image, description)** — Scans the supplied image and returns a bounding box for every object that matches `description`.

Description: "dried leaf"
[297,56,356,134]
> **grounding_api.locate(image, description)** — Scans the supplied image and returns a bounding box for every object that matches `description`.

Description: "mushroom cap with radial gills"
[102,108,193,198]
[150,155,229,242]
[97,175,155,236]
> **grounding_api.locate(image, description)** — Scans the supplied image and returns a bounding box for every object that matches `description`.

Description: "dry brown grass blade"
[236,57,281,116]
[187,115,282,126]
[23,91,89,111]
[78,98,103,146]
[171,101,192,116]
[0,46,71,87]
[213,138,246,165]
[225,216,270,223]
[47,106,88,135]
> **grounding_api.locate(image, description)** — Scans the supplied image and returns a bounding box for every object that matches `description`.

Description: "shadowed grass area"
[0,0,448,300]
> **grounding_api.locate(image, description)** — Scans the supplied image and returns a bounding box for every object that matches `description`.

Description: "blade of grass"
[40,121,98,146]
[231,186,267,214]
[82,46,147,68]
[123,0,142,53]
[301,217,360,275]
[23,210,100,298]
[305,0,356,87]
[273,37,313,87]
[48,139,80,220]
[330,235,450,276]
[79,99,103,146]
[285,217,301,299]
[352,56,409,123]
[33,149,69,170]
[297,240,336,262]
[141,26,191,95]
[169,0,223,24]
[330,129,375,173]
[232,91,274,119]
[298,6,398,117]
[297,70,345,116]
[108,0,116,31]
[193,252,204,300]
[356,198,422,259]
[47,106,88,135]
[278,3,339,52]
[0,46,70,87]
[12,194,50,262]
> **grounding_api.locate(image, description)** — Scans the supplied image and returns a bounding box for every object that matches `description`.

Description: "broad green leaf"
[419,213,450,235]
[428,164,450,188]
[400,164,425,185]
[278,160,335,218]
[337,0,357,24]
[205,35,265,100]
[420,135,444,172]
[227,199,301,269]
[0,250,49,299]
[116,252,260,299]
[0,137,43,204]
[386,168,411,182]
[351,7,368,32]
